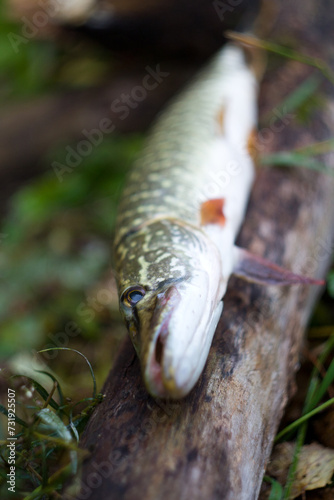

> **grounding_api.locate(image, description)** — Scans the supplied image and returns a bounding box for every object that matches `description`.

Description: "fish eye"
[121,286,146,307]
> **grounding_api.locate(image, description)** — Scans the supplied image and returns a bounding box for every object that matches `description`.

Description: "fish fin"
[200,198,226,226]
[216,105,225,135]
[233,246,325,285]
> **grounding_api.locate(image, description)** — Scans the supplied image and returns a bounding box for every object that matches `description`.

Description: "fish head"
[115,221,224,399]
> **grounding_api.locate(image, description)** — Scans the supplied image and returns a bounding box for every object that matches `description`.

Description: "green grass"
[226,32,334,85]
[0,349,104,499]
[260,141,334,176]
[265,334,334,499]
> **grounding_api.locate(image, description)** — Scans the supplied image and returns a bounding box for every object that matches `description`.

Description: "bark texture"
[76,1,334,499]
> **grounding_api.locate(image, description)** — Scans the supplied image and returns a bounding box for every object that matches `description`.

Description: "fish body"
[114,44,257,398]
[114,44,321,398]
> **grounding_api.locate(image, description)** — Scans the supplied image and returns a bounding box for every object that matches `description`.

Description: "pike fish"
[114,43,323,399]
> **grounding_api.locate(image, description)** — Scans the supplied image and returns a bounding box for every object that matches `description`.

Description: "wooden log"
[75,1,334,499]
[76,162,334,500]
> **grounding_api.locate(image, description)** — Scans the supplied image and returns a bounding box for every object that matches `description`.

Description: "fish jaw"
[116,220,226,399]
[142,266,224,399]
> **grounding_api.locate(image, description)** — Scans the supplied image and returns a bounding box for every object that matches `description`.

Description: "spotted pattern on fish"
[113,44,259,397]
[115,51,256,264]
[115,219,207,289]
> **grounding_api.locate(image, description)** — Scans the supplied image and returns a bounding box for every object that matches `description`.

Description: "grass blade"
[37,408,72,442]
[261,152,334,175]
[225,32,334,85]
[294,138,334,156]
[311,357,334,408]
[11,374,60,412]
[40,441,48,488]
[275,396,334,441]
[279,74,322,114]
[23,462,74,500]
[38,347,97,399]
[260,74,322,126]
[278,336,334,498]
[0,403,28,428]
[282,425,307,500]
[264,475,283,500]
[34,370,65,408]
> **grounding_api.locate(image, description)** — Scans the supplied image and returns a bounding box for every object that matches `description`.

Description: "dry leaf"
[267,442,334,499]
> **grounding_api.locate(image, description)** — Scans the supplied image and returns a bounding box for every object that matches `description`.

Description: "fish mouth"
[143,291,223,399]
[143,286,181,398]
[146,315,172,398]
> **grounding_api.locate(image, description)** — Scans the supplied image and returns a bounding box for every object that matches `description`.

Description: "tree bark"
[76,1,334,499]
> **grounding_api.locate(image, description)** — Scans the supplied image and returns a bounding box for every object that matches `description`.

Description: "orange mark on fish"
[200,198,226,226]
[247,127,259,161]
[216,105,225,135]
